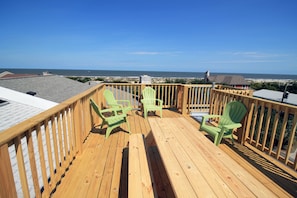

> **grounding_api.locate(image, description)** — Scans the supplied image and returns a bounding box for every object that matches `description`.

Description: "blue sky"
[0,1,296,74]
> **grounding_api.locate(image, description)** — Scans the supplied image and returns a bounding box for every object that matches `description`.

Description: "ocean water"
[1,68,297,80]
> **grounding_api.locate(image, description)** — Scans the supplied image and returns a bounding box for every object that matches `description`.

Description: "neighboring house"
[0,71,39,79]
[253,89,297,106]
[0,72,98,196]
[205,71,250,89]
[0,86,57,132]
[0,87,58,197]
[0,72,96,103]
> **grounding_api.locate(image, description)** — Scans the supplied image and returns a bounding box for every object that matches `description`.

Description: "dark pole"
[281,83,289,103]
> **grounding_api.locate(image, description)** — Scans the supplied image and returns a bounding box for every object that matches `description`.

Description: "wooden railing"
[104,83,181,109]
[104,83,215,114]
[216,84,254,96]
[1,83,296,197]
[0,84,105,197]
[209,89,297,171]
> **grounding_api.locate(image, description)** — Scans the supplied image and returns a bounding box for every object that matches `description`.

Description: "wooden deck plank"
[148,146,175,198]
[148,118,198,197]
[128,134,143,197]
[110,132,126,198]
[52,132,102,197]
[170,118,252,197]
[166,119,237,197]
[178,117,278,197]
[51,110,294,198]
[128,133,154,198]
[96,134,119,197]
[72,135,113,197]
[219,141,294,197]
[156,118,228,197]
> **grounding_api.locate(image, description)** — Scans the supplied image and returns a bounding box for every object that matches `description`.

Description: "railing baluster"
[36,123,50,196]
[261,103,272,151]
[249,100,259,144]
[62,109,69,167]
[51,115,61,180]
[14,135,30,197]
[26,128,41,197]
[0,143,17,197]
[68,105,75,160]
[276,107,289,160]
[255,101,265,147]
[284,112,297,165]
[268,105,280,155]
[44,118,55,191]
[57,112,65,170]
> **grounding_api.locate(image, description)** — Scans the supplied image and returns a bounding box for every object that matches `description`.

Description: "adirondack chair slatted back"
[141,87,163,118]
[104,89,117,106]
[219,101,247,127]
[142,87,156,105]
[103,89,133,114]
[90,99,104,120]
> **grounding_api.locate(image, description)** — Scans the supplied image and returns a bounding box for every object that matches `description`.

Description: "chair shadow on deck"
[90,126,130,137]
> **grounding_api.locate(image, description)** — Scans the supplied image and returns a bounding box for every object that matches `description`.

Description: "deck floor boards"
[52,109,296,198]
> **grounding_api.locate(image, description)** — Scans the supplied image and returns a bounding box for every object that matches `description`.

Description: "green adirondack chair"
[103,89,133,114]
[141,87,163,118]
[90,99,130,138]
[200,101,247,146]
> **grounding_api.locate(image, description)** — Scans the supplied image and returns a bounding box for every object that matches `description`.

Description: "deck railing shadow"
[221,140,297,197]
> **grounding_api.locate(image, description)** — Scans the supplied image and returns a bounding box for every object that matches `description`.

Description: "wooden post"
[0,144,17,197]
[240,99,254,145]
[181,85,189,115]
[176,85,182,112]
[73,100,83,154]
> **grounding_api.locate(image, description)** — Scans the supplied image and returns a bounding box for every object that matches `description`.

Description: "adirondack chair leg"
[143,108,148,118]
[125,118,131,134]
[214,130,225,146]
[106,125,119,139]
[230,136,235,145]
[100,122,104,129]
[106,127,112,139]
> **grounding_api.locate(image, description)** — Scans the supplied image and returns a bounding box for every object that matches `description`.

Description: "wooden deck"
[52,109,296,197]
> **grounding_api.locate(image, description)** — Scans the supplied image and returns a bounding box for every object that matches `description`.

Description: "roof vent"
[26,91,37,96]
[0,99,9,107]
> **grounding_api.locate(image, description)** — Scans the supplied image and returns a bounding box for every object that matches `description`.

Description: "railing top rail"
[0,84,104,146]
[213,89,297,110]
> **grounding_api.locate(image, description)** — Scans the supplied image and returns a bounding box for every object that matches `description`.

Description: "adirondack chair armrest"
[156,99,163,106]
[201,115,221,126]
[109,103,123,108]
[221,123,242,131]
[101,107,125,117]
[140,99,150,104]
[116,99,131,106]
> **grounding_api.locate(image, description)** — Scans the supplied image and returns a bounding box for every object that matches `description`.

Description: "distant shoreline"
[1,68,296,81]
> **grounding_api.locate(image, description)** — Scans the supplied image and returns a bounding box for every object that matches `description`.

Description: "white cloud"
[200,59,282,64]
[129,51,161,55]
[128,51,182,55]
[229,51,289,58]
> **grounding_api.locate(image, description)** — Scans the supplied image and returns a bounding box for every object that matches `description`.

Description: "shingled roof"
[0,86,57,132]
[0,75,95,103]
[207,75,250,86]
